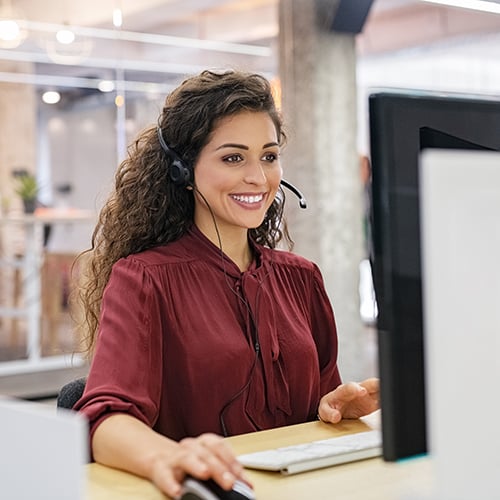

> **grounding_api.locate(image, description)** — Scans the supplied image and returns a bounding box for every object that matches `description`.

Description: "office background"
[0,0,499,399]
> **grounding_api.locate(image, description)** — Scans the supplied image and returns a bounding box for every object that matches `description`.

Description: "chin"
[246,215,267,230]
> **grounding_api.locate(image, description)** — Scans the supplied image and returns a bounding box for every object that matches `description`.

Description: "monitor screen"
[368,89,500,461]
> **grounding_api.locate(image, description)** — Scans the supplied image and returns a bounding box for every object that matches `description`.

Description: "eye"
[222,153,243,164]
[262,151,279,162]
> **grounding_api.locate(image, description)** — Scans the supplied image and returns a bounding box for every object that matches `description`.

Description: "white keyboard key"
[238,430,382,475]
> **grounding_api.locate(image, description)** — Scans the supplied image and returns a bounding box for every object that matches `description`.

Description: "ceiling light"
[0,2,27,48]
[56,28,75,44]
[113,9,123,28]
[115,94,124,107]
[42,90,61,104]
[98,80,115,92]
[420,0,500,14]
[0,19,19,40]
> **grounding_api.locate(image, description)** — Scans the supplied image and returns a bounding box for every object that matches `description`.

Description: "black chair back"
[57,377,86,410]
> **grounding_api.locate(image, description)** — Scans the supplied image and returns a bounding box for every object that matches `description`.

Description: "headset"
[157,125,193,187]
[157,125,307,208]
[280,179,307,209]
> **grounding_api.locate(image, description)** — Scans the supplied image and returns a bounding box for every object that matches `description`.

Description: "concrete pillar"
[278,0,370,382]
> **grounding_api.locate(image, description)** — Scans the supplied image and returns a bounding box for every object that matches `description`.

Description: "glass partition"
[0,11,275,372]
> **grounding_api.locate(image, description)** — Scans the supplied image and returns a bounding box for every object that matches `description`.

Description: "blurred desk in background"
[0,208,95,378]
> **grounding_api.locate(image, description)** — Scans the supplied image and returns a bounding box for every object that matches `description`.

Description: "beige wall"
[0,62,37,215]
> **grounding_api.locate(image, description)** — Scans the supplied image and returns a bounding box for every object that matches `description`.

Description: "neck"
[225,238,253,272]
[196,222,252,272]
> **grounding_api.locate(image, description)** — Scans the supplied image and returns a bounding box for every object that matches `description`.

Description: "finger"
[180,435,241,490]
[197,434,246,480]
[151,462,186,499]
[359,378,379,394]
[323,407,343,424]
[334,381,368,401]
[318,399,343,424]
[318,383,367,422]
[198,434,243,474]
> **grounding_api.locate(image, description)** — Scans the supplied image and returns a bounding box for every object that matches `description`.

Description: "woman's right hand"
[149,432,249,498]
[91,415,250,499]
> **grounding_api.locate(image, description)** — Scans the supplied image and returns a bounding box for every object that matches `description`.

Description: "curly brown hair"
[76,69,293,356]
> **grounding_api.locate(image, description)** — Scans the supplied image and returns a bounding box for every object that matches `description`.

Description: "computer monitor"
[368,89,500,461]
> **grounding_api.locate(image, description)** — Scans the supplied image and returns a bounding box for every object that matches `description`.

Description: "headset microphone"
[280,179,307,209]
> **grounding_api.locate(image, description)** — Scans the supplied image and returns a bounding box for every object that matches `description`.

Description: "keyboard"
[237,429,382,475]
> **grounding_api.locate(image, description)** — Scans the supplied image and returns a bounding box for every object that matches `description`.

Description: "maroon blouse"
[74,225,341,443]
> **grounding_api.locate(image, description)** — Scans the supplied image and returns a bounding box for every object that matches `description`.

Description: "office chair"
[57,377,86,410]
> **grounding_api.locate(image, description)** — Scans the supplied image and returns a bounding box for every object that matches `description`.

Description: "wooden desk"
[86,414,435,499]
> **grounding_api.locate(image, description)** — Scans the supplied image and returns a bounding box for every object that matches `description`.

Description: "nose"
[243,158,267,185]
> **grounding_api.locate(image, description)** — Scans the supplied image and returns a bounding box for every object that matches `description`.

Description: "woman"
[74,69,379,498]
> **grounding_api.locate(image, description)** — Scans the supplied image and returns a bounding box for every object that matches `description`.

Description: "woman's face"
[192,110,282,239]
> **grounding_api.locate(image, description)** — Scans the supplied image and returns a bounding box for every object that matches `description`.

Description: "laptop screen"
[0,397,88,499]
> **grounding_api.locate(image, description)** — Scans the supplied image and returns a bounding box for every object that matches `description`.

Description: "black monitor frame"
[368,89,500,461]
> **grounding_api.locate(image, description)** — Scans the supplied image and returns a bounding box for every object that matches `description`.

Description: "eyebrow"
[215,142,279,151]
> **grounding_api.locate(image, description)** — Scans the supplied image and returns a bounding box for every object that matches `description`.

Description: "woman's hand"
[318,377,379,424]
[92,415,250,499]
[149,432,249,498]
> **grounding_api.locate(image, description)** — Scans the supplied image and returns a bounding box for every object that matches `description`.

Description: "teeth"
[232,194,263,204]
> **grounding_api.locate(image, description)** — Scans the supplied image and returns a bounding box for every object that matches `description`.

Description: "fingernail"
[171,485,182,499]
[241,471,253,487]
[222,471,235,487]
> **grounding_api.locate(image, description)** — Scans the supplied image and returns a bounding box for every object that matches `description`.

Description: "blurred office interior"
[0,0,499,400]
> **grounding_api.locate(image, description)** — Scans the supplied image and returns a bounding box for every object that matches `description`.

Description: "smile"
[230,194,264,204]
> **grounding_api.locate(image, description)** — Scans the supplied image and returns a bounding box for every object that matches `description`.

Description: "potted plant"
[12,169,39,213]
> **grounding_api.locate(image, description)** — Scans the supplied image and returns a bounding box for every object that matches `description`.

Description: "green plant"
[13,172,38,202]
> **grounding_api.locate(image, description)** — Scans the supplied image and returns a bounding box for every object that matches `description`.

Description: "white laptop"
[0,396,88,499]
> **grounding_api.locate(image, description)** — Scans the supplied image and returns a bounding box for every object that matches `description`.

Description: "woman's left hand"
[318,378,380,424]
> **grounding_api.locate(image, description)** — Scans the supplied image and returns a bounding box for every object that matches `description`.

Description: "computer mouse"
[179,476,256,500]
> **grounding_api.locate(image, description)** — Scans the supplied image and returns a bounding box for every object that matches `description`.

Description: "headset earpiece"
[169,157,192,187]
[157,126,193,187]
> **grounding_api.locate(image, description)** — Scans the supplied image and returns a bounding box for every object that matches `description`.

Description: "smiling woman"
[72,68,379,499]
